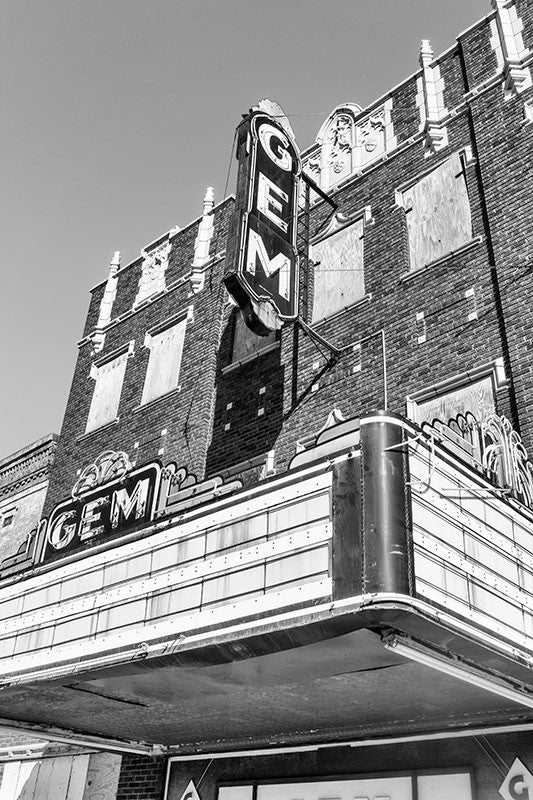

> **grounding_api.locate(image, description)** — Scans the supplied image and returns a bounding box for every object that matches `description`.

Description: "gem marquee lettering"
[44,464,159,561]
[40,459,242,565]
[224,109,301,334]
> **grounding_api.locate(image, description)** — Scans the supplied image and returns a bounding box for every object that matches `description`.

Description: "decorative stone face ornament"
[358,110,385,153]
[134,240,171,307]
[327,114,353,174]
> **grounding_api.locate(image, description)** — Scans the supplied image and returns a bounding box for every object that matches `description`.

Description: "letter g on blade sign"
[224,108,301,335]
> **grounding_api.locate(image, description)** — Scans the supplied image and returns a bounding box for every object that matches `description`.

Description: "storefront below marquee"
[164,729,533,800]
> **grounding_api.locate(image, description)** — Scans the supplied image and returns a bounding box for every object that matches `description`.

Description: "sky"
[0,0,491,460]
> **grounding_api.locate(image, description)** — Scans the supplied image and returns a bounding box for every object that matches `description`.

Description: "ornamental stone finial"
[191,186,216,293]
[420,39,434,66]
[203,187,215,216]
[417,37,449,154]
[420,39,433,59]
[489,0,532,98]
[110,251,121,273]
[91,250,121,353]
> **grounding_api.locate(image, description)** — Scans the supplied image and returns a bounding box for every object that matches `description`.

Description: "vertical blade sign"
[224,111,301,335]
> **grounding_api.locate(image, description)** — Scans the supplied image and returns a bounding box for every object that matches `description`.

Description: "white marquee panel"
[0,472,333,681]
[410,444,533,649]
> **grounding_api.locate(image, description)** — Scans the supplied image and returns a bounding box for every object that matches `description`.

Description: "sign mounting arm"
[301,172,338,210]
[297,316,342,361]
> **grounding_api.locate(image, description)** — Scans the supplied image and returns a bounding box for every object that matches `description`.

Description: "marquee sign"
[224,108,301,334]
[44,462,159,561]
[29,452,243,566]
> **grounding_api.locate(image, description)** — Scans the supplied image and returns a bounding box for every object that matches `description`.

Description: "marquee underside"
[1,609,532,752]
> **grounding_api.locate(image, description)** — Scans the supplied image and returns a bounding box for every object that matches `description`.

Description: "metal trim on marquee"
[224,107,302,335]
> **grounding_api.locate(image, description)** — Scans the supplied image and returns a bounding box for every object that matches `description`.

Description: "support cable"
[457,38,521,435]
[296,317,342,360]
[474,736,509,779]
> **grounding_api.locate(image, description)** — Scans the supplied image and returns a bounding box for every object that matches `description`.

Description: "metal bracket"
[301,172,338,209]
[296,317,342,361]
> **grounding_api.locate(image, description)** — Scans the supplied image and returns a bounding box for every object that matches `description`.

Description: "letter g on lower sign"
[178,781,201,800]
[500,759,533,800]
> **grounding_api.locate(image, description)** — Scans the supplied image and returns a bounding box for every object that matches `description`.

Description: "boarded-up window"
[0,753,122,800]
[232,311,276,363]
[0,755,89,800]
[401,152,472,272]
[141,317,186,405]
[409,376,496,426]
[310,218,365,322]
[86,350,129,433]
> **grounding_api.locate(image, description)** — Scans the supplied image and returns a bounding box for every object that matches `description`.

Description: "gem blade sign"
[224,107,301,335]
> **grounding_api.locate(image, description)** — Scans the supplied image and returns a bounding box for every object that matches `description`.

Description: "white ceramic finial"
[420,39,434,66]
[203,186,215,215]
[110,251,121,271]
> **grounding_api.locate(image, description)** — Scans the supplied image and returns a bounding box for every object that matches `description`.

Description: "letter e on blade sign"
[179,780,201,800]
[500,758,533,800]
[224,107,301,335]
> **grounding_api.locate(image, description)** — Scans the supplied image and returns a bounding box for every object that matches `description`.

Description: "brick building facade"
[0,434,57,578]
[1,2,533,799]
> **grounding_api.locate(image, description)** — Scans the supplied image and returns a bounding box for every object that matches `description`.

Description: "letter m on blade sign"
[224,108,301,335]
[179,780,201,800]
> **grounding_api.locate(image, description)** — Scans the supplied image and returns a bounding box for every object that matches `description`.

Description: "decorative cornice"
[0,440,57,493]
[0,470,49,502]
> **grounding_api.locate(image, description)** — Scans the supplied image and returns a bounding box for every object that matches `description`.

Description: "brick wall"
[21,1,528,582]
[116,754,166,800]
[44,201,233,514]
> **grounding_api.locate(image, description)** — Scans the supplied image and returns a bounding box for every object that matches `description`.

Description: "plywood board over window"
[141,316,187,405]
[0,753,122,800]
[401,152,472,272]
[411,376,495,426]
[406,359,506,426]
[310,217,365,322]
[86,346,131,433]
